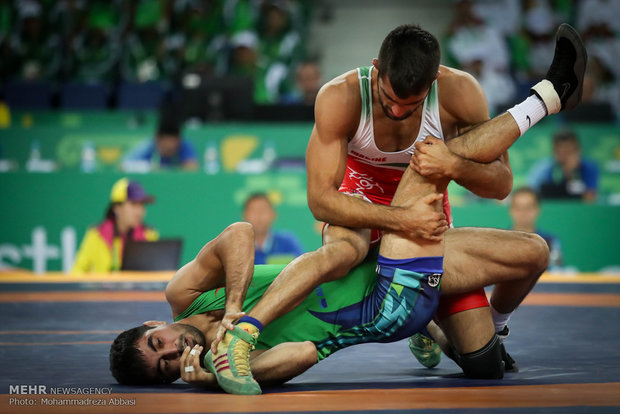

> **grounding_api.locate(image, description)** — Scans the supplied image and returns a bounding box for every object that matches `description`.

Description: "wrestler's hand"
[411,136,460,179]
[400,193,448,241]
[211,310,246,353]
[180,345,218,389]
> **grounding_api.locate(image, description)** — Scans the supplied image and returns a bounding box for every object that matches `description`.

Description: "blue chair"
[3,81,54,109]
[117,81,165,110]
[60,82,109,109]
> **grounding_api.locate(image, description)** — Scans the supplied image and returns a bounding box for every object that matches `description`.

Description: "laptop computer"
[121,239,183,271]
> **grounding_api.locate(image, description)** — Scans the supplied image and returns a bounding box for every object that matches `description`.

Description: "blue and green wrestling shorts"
[312,255,443,359]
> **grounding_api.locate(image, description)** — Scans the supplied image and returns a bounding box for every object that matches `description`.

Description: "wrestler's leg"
[419,228,547,377]
[437,307,494,355]
[205,223,369,395]
[247,225,371,326]
[447,24,586,163]
[320,167,449,354]
[429,308,507,379]
[249,341,318,387]
[425,320,449,354]
[379,167,449,259]
[442,227,549,313]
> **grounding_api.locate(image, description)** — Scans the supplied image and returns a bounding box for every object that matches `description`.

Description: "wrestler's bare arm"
[307,76,447,240]
[418,68,513,199]
[165,222,255,319]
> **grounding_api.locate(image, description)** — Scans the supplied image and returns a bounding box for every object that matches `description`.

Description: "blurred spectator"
[281,60,321,105]
[229,30,289,103]
[459,53,516,116]
[0,0,13,41]
[222,0,259,35]
[257,1,302,66]
[0,0,315,106]
[243,192,303,265]
[89,0,129,37]
[9,2,61,80]
[0,35,15,82]
[509,0,556,84]
[48,0,87,44]
[446,0,511,72]
[124,108,198,170]
[576,0,620,119]
[121,0,171,82]
[582,53,619,119]
[72,178,159,273]
[69,12,121,83]
[509,187,563,269]
[48,0,87,79]
[576,0,620,37]
[529,129,599,202]
[174,0,228,76]
[470,0,521,37]
[446,0,515,114]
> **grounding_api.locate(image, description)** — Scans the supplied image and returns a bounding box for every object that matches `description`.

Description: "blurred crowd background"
[0,0,319,107]
[443,0,619,117]
[1,0,619,274]
[0,0,618,114]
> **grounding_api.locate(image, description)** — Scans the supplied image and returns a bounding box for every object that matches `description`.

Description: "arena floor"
[1,272,619,414]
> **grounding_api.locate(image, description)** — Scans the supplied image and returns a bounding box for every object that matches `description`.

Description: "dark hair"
[157,120,180,137]
[512,186,540,205]
[102,203,141,241]
[552,129,580,147]
[157,104,181,137]
[109,325,158,385]
[104,202,120,220]
[377,24,440,98]
[243,192,273,211]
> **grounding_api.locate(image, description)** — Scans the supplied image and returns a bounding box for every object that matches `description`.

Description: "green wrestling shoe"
[409,333,442,368]
[204,325,261,395]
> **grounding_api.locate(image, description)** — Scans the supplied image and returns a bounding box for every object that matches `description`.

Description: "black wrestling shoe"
[496,325,510,341]
[497,326,518,373]
[500,343,519,373]
[531,23,587,114]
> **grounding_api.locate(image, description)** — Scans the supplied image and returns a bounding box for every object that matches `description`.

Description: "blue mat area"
[1,279,619,414]
[1,298,619,394]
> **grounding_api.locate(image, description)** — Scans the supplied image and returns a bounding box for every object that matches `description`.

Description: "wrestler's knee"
[322,226,370,267]
[317,238,367,280]
[225,221,255,237]
[454,334,504,379]
[520,232,549,276]
[300,341,319,367]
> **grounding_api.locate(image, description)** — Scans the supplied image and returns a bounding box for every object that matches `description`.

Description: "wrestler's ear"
[372,58,379,70]
[143,320,167,327]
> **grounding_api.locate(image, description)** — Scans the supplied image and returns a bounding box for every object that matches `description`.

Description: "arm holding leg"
[165,222,256,348]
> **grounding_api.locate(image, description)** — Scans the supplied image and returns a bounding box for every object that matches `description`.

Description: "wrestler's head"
[373,24,440,121]
[110,321,206,385]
